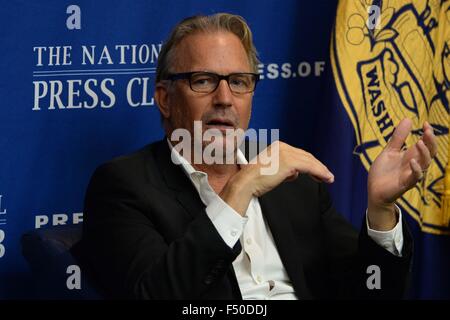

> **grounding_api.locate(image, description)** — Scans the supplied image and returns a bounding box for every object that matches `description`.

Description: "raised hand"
[220,141,334,216]
[367,118,437,230]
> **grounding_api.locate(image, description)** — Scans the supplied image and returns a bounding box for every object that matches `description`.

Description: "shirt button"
[246,238,252,245]
[230,230,237,237]
[256,275,262,284]
[203,275,215,285]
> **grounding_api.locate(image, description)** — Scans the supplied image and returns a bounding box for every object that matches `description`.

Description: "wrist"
[367,201,398,231]
[219,173,253,216]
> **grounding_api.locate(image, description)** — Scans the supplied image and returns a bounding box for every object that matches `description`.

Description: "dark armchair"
[21,224,103,299]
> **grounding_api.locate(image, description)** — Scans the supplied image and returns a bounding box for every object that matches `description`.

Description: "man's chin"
[200,138,239,164]
[202,137,238,152]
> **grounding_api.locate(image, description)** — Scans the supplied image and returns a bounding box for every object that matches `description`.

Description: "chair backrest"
[21,224,103,299]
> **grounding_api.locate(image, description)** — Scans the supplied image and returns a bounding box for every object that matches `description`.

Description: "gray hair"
[155,13,259,83]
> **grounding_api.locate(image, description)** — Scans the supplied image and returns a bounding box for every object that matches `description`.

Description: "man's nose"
[212,79,233,107]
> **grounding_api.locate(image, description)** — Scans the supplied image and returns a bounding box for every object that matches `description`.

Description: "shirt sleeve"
[205,194,248,248]
[366,205,404,257]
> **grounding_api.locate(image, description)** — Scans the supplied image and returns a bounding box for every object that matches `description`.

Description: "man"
[81,13,437,299]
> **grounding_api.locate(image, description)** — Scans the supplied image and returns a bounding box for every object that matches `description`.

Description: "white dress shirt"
[167,140,404,299]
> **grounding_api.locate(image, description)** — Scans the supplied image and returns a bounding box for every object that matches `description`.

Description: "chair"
[21,224,103,299]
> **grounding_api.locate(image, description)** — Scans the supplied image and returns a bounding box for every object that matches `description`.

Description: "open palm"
[368,118,437,207]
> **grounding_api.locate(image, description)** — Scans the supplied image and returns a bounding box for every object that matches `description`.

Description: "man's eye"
[231,77,248,87]
[192,77,214,86]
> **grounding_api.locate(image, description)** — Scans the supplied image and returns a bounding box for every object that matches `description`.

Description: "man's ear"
[154,82,170,118]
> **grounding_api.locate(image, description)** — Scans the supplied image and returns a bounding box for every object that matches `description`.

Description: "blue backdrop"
[1,0,448,299]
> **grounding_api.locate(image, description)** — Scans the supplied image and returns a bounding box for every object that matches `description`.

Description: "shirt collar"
[166,138,248,178]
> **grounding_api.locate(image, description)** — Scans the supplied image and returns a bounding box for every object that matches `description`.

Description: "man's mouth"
[205,118,235,129]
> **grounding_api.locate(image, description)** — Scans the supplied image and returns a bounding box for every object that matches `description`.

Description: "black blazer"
[80,139,413,299]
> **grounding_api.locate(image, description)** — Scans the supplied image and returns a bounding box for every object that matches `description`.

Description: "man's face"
[156,31,254,156]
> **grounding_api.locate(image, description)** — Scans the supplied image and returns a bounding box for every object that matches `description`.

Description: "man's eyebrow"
[194,70,254,74]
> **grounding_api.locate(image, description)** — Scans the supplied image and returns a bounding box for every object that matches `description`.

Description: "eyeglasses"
[166,71,260,94]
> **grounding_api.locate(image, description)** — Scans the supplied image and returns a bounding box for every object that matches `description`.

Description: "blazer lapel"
[153,139,206,219]
[152,139,242,298]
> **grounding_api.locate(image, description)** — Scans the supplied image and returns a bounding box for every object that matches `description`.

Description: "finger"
[416,139,432,169]
[423,121,432,131]
[282,145,334,183]
[293,158,334,183]
[422,122,438,158]
[410,158,423,183]
[284,171,299,182]
[386,118,413,151]
[291,149,334,178]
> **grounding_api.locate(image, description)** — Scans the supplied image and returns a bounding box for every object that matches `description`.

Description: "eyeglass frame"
[165,71,260,94]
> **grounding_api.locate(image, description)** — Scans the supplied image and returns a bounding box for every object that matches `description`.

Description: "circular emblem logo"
[331,0,450,234]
